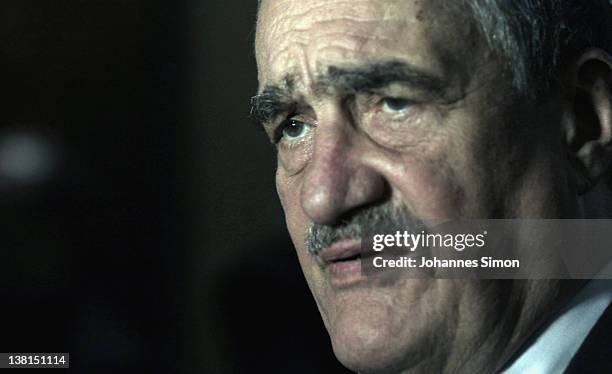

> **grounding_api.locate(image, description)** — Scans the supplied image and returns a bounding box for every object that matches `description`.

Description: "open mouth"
[319,240,364,287]
[319,239,362,264]
[332,253,361,263]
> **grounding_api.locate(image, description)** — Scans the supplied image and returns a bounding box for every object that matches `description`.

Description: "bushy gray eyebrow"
[250,85,292,127]
[323,60,447,94]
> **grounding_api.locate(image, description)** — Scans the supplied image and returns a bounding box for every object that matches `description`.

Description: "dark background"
[0,1,351,372]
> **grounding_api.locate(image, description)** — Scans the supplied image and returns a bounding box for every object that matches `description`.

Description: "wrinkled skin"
[254,0,612,372]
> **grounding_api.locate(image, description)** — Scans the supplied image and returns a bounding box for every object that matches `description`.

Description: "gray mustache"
[306,204,425,257]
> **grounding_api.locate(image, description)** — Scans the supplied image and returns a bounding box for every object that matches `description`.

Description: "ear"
[563,49,612,195]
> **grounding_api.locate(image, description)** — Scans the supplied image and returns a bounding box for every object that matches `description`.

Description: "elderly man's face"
[255,0,572,372]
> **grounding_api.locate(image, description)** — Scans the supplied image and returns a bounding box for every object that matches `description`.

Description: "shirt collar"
[502,269,612,374]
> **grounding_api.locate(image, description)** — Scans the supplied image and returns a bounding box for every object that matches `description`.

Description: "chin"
[325,293,431,374]
[332,337,411,374]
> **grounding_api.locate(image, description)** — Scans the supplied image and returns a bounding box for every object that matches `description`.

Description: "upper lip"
[318,239,361,265]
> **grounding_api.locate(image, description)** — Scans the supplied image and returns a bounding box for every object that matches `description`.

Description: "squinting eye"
[280,119,312,141]
[381,98,412,113]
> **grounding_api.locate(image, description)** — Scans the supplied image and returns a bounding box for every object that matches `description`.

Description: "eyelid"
[357,88,417,104]
[273,114,315,144]
[277,123,314,153]
[380,97,414,113]
[270,112,296,143]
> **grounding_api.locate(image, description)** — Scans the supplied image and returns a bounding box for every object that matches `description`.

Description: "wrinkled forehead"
[255,0,475,91]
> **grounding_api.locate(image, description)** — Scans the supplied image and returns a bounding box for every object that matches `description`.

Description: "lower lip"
[327,257,364,288]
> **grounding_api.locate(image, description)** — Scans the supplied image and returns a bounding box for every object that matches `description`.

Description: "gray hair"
[466,0,612,98]
[257,0,612,98]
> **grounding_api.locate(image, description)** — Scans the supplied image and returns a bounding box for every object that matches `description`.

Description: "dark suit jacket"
[565,304,612,373]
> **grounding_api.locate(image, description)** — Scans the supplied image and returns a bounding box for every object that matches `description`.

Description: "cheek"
[276,167,308,246]
[276,167,330,317]
[385,151,465,220]
[277,137,313,176]
[366,109,466,218]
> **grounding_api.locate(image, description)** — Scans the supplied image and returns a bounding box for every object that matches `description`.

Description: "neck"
[445,279,585,374]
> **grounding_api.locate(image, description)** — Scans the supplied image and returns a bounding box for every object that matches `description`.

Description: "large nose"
[300,117,387,225]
